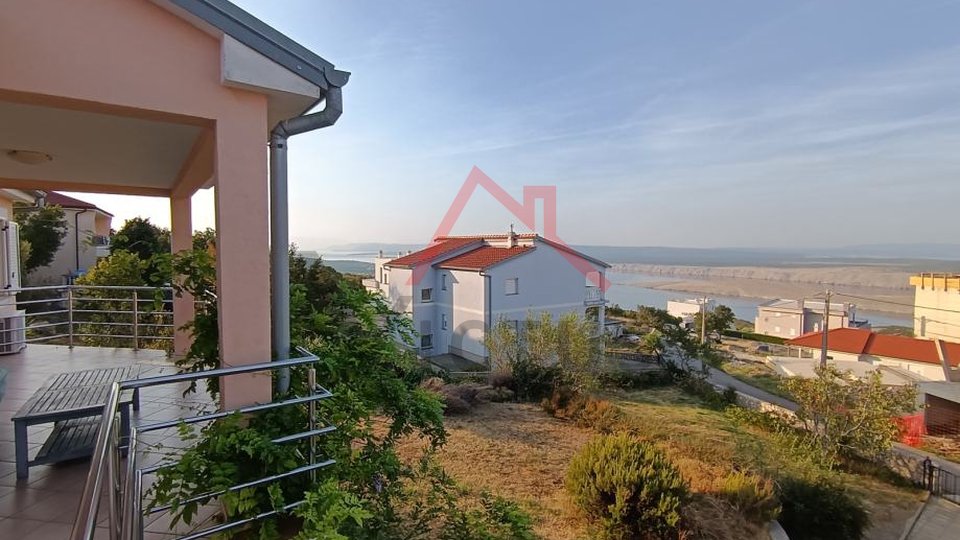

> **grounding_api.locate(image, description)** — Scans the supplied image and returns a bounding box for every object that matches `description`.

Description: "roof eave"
[155,0,350,91]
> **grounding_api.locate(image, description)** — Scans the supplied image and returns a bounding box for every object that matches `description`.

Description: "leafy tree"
[485,312,603,395]
[784,366,917,462]
[15,204,68,273]
[191,227,216,251]
[111,217,170,285]
[692,304,736,336]
[634,306,681,331]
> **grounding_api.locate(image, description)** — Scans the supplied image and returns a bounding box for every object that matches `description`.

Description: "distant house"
[369,232,609,364]
[911,273,960,342]
[787,327,959,382]
[667,298,714,329]
[755,298,868,339]
[25,192,112,285]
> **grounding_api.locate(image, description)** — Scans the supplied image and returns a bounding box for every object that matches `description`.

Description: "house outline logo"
[410,166,608,290]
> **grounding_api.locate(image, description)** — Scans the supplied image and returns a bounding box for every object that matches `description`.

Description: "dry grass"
[397,401,594,539]
[396,385,922,540]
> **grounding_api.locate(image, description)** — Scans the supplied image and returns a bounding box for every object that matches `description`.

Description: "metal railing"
[13,285,189,350]
[922,457,960,503]
[70,348,334,540]
[585,286,604,304]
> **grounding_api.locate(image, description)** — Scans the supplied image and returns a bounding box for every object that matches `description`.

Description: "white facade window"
[421,288,433,302]
[441,313,448,330]
[774,326,781,334]
[420,334,433,349]
[789,328,796,336]
[505,278,519,296]
[441,273,447,290]
[382,271,389,284]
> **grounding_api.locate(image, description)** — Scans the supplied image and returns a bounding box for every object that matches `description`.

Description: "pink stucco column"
[213,110,272,409]
[170,194,194,358]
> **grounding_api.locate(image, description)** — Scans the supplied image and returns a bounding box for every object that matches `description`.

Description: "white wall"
[29,208,100,285]
[867,355,947,381]
[915,288,960,342]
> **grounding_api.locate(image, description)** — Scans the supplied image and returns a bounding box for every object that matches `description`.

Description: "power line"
[827,291,960,316]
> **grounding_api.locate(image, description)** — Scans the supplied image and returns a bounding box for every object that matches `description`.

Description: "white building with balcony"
[22,192,113,285]
[368,232,610,365]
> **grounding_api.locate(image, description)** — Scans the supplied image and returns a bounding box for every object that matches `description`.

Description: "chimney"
[507,223,517,248]
[378,249,383,258]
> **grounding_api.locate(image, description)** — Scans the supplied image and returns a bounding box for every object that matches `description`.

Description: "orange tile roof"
[436,245,534,271]
[788,328,873,354]
[385,237,480,268]
[788,328,960,367]
[45,192,113,216]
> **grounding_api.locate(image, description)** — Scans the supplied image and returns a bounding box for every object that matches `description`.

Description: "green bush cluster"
[713,471,780,523]
[598,369,674,390]
[566,434,687,539]
[777,476,869,540]
[721,330,786,345]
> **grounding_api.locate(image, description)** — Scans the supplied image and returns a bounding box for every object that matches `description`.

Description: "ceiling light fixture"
[6,149,53,165]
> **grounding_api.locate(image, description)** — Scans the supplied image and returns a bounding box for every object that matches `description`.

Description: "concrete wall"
[756,308,849,338]
[914,287,960,342]
[868,355,947,381]
[2,0,279,407]
[29,208,104,285]
[443,270,487,362]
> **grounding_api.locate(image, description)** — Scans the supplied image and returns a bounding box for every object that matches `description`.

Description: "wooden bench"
[12,365,140,479]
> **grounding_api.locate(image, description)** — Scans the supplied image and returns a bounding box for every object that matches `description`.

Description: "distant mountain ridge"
[319,242,960,270]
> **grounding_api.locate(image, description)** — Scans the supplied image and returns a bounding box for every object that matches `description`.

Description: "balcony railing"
[585,285,604,305]
[12,285,193,351]
[70,348,334,540]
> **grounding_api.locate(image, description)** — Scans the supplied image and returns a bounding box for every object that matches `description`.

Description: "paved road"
[904,496,960,540]
[662,350,798,411]
[663,349,960,481]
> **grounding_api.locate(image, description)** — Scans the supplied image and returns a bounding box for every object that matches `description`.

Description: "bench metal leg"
[120,404,131,450]
[14,420,29,479]
[133,388,140,412]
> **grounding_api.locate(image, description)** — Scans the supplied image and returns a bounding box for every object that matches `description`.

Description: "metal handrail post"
[308,368,317,484]
[67,286,75,348]
[70,382,122,540]
[107,418,121,540]
[132,290,139,350]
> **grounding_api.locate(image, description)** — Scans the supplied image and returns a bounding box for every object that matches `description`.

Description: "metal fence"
[13,285,185,350]
[70,348,335,540]
[922,458,960,502]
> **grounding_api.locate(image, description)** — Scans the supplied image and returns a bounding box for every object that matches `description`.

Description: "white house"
[369,232,609,365]
[667,298,714,329]
[787,328,960,382]
[23,192,113,285]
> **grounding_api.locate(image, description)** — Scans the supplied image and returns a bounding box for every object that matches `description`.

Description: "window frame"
[504,277,519,296]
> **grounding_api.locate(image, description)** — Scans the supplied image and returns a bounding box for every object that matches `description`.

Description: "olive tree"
[785,366,917,462]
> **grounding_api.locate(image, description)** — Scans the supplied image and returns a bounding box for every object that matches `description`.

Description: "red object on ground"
[897,413,927,447]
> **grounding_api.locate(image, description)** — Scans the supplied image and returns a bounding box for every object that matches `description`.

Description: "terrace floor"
[0,344,212,539]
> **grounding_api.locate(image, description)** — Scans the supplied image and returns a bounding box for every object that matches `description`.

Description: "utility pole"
[820,290,832,369]
[700,296,708,345]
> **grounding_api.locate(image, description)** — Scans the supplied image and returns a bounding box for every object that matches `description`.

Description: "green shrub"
[567,434,687,539]
[713,471,780,523]
[777,476,869,540]
[599,369,673,390]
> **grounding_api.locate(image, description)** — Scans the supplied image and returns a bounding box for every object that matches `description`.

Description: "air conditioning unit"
[0,218,21,291]
[0,309,26,355]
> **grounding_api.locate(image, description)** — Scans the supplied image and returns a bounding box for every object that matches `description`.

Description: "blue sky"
[76,0,960,249]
